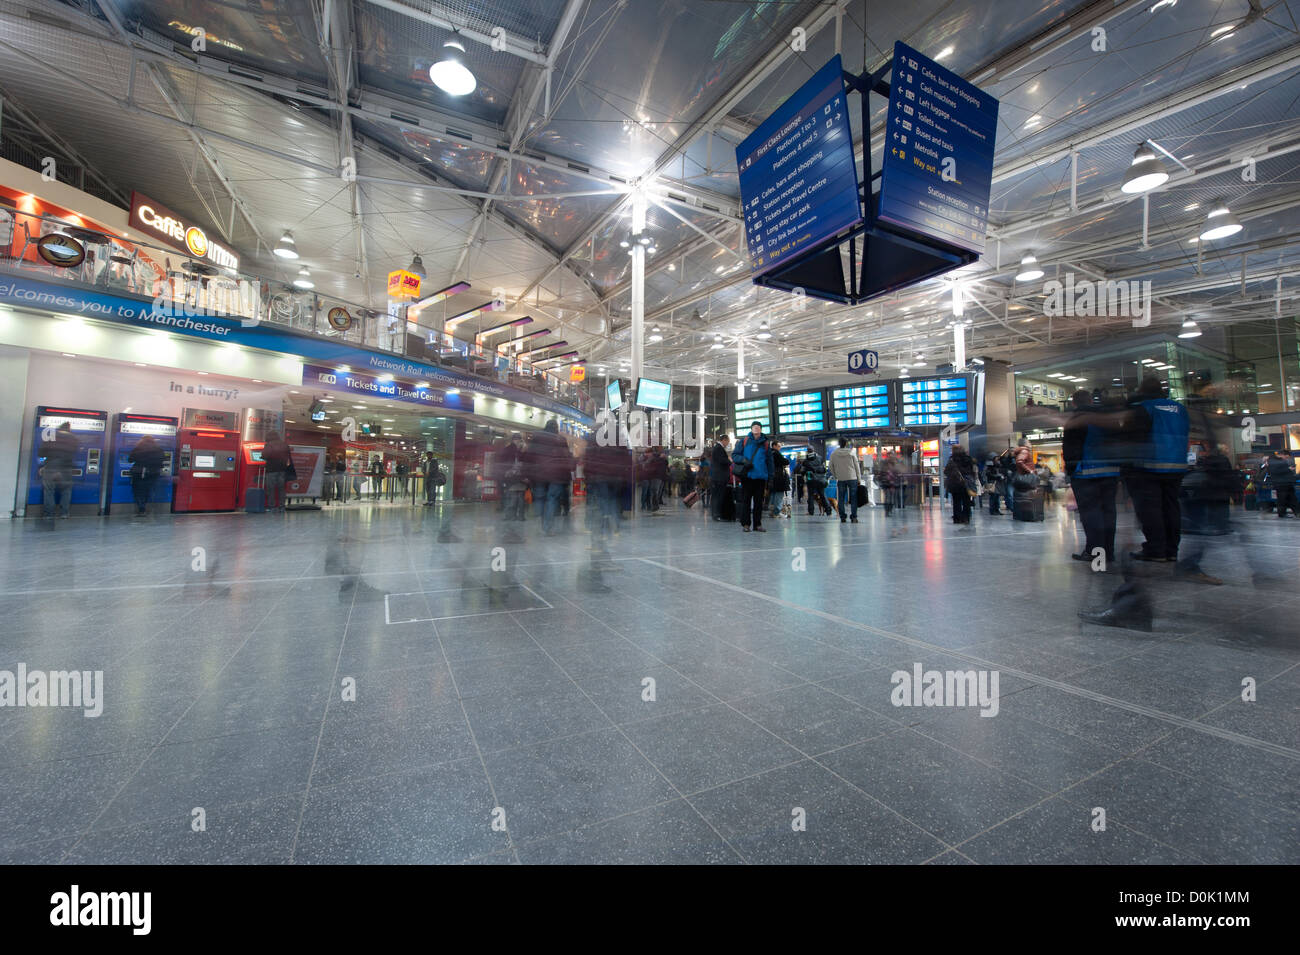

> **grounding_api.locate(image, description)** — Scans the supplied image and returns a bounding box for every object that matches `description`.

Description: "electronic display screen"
[776,390,825,433]
[635,377,671,410]
[831,383,892,429]
[901,375,970,426]
[606,379,623,412]
[733,396,772,435]
[194,454,215,468]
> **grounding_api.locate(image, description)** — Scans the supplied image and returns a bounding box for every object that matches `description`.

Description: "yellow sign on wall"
[387,270,422,299]
[569,365,586,383]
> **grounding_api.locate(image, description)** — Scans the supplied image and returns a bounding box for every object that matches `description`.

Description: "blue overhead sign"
[878,41,999,254]
[847,348,878,375]
[736,55,862,277]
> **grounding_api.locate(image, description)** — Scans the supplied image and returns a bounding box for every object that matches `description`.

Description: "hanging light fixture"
[274,231,299,260]
[757,320,771,339]
[1178,319,1202,338]
[407,253,426,279]
[1198,200,1243,241]
[1015,253,1044,282]
[649,325,663,342]
[293,266,314,289]
[711,333,723,349]
[1121,143,1169,194]
[429,38,476,96]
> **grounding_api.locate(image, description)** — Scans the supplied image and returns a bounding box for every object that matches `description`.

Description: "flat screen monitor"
[635,377,671,411]
[194,454,215,468]
[606,379,623,412]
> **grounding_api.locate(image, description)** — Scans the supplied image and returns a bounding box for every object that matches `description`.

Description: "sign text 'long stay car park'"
[736,55,862,276]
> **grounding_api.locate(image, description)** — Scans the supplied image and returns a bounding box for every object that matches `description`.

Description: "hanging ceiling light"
[293,266,314,289]
[407,253,426,278]
[1121,143,1169,194]
[757,320,772,339]
[274,231,299,260]
[779,379,788,389]
[649,325,663,342]
[711,334,723,349]
[1198,201,1243,241]
[429,38,476,96]
[1015,253,1044,282]
[1178,319,1202,338]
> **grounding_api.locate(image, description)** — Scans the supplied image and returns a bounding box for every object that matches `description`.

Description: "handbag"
[855,483,869,508]
[285,458,298,482]
[1012,471,1037,491]
[964,476,979,497]
[731,438,754,478]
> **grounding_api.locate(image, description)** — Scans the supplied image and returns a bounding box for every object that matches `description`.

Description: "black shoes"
[1071,551,1091,561]
[741,526,751,532]
[754,526,766,532]
[851,517,859,523]
[1078,608,1153,632]
[1129,551,1165,562]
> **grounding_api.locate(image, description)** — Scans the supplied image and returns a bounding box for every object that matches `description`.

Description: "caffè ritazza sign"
[129,191,239,271]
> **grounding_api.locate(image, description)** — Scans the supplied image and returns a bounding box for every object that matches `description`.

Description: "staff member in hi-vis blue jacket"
[1064,389,1122,564]
[1124,376,1191,562]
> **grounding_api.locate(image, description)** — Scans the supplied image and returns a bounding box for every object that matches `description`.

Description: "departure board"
[901,375,969,426]
[831,383,892,429]
[733,396,772,435]
[775,390,826,433]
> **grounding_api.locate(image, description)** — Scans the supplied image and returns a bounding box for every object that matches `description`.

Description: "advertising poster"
[287,446,325,498]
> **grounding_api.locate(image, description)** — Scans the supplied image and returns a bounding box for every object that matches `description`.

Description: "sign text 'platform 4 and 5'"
[736,55,863,277]
[878,42,999,255]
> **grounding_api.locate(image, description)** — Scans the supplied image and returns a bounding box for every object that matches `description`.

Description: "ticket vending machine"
[104,413,178,515]
[237,441,265,509]
[173,409,241,512]
[27,406,108,516]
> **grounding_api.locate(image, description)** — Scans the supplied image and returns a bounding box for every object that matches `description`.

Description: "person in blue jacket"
[732,421,770,532]
[1124,376,1190,561]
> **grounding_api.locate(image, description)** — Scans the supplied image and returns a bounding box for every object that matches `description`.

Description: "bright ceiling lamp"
[711,334,723,349]
[779,379,788,389]
[1198,201,1243,241]
[1121,143,1169,194]
[1178,319,1202,338]
[1149,0,1177,11]
[430,39,476,96]
[274,231,299,259]
[649,325,663,342]
[407,253,426,279]
[1015,253,1044,282]
[293,266,314,289]
[757,320,772,339]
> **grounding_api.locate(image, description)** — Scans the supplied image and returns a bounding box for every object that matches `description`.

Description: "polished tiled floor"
[1,494,1296,864]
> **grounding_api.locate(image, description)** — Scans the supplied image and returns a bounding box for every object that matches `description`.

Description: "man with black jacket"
[1267,450,1297,517]
[709,432,731,521]
[127,434,166,515]
[39,422,80,519]
[523,419,573,535]
[1064,389,1121,563]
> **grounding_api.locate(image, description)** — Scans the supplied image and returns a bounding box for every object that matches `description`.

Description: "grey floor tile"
[460,681,612,752]
[620,704,803,793]
[482,728,677,843]
[689,760,946,864]
[816,729,1052,845]
[295,758,501,863]
[729,683,900,755]
[1056,758,1299,864]
[515,799,738,864]
[310,701,477,786]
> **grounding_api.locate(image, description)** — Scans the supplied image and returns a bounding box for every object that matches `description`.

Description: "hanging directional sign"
[878,42,999,255]
[847,348,878,375]
[736,55,862,277]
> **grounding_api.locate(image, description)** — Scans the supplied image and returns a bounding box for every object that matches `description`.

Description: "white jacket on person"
[828,447,861,481]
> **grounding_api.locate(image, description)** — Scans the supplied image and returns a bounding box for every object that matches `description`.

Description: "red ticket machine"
[174,425,241,512]
[237,441,266,509]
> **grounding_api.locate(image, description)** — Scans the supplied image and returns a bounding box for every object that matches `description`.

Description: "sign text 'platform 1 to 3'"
[736,55,862,277]
[878,41,999,255]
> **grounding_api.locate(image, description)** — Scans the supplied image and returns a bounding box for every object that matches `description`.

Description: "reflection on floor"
[0,495,1296,864]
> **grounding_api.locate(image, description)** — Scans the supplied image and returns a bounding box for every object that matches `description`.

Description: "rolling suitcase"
[682,489,700,508]
[245,487,266,514]
[1013,489,1044,522]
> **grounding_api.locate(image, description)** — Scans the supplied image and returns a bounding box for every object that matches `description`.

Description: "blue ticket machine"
[103,413,179,515]
[28,406,109,516]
